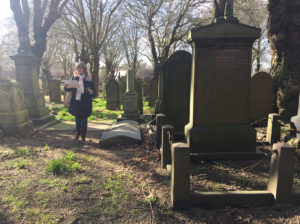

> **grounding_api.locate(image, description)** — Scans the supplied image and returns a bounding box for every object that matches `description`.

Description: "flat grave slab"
[99,120,142,147]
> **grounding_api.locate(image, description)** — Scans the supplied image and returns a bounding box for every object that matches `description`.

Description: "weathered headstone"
[157,51,192,137]
[148,78,158,107]
[135,79,143,114]
[142,82,149,97]
[48,80,62,103]
[105,78,121,110]
[250,72,273,121]
[10,52,52,125]
[185,22,260,154]
[291,92,300,138]
[267,113,280,144]
[0,68,33,134]
[122,69,140,121]
[99,120,142,147]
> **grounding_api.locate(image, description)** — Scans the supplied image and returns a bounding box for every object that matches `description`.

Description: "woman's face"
[77,67,84,75]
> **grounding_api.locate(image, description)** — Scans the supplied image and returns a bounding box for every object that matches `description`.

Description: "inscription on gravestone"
[196,49,249,125]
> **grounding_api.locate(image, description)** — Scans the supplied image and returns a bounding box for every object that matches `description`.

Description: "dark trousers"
[75,116,88,140]
[75,116,88,130]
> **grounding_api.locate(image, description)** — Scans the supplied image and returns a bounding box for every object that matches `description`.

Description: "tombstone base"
[0,110,33,135]
[120,113,141,122]
[185,123,256,153]
[190,151,265,161]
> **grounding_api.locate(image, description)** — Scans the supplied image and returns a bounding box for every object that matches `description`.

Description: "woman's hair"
[75,61,87,75]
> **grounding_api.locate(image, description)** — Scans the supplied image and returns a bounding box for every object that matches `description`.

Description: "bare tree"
[63,0,122,95]
[10,0,69,72]
[126,0,210,78]
[235,0,269,73]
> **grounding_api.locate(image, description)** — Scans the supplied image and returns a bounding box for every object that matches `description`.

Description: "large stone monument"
[122,69,140,121]
[0,67,33,134]
[105,78,121,110]
[10,52,52,125]
[157,51,192,139]
[185,1,261,155]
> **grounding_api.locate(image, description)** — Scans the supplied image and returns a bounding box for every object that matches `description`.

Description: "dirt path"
[0,125,300,224]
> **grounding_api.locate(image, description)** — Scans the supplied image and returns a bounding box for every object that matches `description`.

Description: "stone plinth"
[185,22,260,154]
[10,53,52,125]
[0,77,33,135]
[268,143,295,205]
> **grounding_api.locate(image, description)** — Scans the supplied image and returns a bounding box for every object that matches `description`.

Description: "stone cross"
[213,0,238,23]
[126,69,135,93]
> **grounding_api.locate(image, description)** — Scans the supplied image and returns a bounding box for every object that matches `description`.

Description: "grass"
[49,96,154,122]
[98,174,129,216]
[46,151,81,175]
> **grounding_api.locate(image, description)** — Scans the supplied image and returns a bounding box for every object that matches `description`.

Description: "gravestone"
[0,68,33,134]
[48,80,62,103]
[291,92,300,138]
[105,78,121,110]
[142,82,149,97]
[185,21,260,154]
[148,78,158,107]
[122,69,140,121]
[157,51,192,138]
[99,120,142,147]
[135,79,143,114]
[250,72,273,121]
[10,52,52,125]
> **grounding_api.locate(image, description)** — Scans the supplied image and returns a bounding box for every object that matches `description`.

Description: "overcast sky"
[0,1,12,20]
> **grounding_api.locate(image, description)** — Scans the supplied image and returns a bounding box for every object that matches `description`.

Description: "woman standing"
[64,62,95,143]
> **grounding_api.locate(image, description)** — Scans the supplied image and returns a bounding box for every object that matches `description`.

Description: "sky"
[0,1,12,20]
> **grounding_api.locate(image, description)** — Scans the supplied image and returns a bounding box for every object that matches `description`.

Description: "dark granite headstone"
[159,51,192,137]
[250,72,273,121]
[148,78,158,107]
[105,78,121,110]
[135,79,143,114]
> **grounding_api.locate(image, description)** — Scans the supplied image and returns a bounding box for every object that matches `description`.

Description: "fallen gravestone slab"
[99,120,142,147]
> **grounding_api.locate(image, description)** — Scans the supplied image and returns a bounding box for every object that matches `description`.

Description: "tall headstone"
[148,78,158,107]
[157,51,192,138]
[250,72,273,121]
[10,52,52,125]
[105,78,121,110]
[48,80,62,103]
[122,69,140,121]
[142,82,149,97]
[135,79,143,114]
[0,67,33,134]
[185,21,260,154]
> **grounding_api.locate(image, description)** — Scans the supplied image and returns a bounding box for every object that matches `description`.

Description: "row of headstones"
[105,76,149,114]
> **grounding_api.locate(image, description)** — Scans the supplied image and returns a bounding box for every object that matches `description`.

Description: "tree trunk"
[91,54,99,97]
[267,0,300,119]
